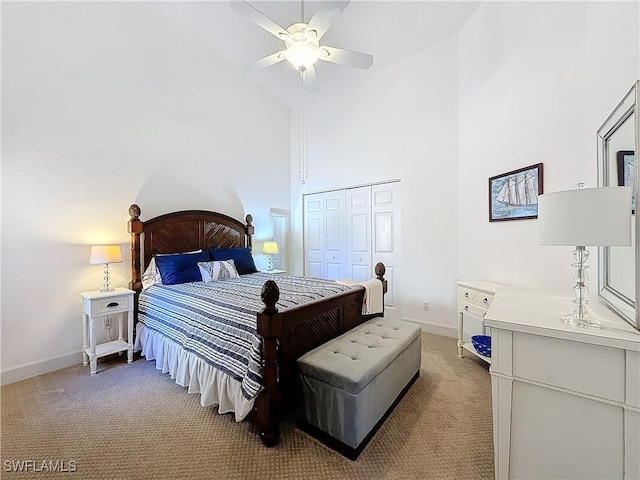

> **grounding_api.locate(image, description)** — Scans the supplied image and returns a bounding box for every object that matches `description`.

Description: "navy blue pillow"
[209,247,258,275]
[155,251,210,285]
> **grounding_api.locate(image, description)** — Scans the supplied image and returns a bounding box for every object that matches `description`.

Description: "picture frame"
[489,163,543,222]
[616,150,636,214]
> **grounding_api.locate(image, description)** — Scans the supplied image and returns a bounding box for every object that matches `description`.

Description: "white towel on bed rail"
[337,278,384,315]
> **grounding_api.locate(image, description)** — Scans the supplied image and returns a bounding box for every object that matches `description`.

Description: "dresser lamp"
[262,241,279,272]
[538,185,632,328]
[89,245,123,292]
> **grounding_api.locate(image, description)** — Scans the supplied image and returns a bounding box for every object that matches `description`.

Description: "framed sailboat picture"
[489,163,543,222]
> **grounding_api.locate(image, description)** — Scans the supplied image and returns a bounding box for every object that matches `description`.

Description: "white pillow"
[197,260,240,283]
[141,250,203,290]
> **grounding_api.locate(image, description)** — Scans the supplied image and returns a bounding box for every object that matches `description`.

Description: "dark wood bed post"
[256,262,388,447]
[245,214,254,252]
[128,204,143,293]
[256,280,283,447]
[375,262,387,293]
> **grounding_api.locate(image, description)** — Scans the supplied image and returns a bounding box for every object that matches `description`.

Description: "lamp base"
[561,311,601,329]
[560,246,601,329]
[100,288,115,293]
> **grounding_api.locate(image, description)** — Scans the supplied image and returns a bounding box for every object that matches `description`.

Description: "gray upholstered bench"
[297,316,422,459]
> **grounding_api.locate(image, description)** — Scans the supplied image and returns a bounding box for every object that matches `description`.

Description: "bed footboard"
[255,263,387,447]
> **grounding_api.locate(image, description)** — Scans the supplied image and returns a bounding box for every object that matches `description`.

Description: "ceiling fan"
[231,0,373,93]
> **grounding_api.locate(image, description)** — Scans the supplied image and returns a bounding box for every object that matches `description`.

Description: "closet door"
[372,182,401,320]
[346,186,372,282]
[323,190,347,280]
[304,193,325,278]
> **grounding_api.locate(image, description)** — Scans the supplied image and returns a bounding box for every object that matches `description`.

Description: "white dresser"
[457,281,502,363]
[485,286,640,480]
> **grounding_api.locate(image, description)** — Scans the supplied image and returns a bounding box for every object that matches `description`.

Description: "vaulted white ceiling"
[147,1,482,106]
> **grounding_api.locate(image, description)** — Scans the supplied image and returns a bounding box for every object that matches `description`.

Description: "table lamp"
[90,245,123,292]
[538,185,632,328]
[262,241,279,272]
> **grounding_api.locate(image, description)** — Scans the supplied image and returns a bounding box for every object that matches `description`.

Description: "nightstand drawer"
[459,288,494,307]
[459,287,476,303]
[90,295,132,316]
[460,301,487,318]
[476,292,494,307]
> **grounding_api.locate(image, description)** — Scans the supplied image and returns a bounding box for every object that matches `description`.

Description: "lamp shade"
[262,241,279,255]
[539,186,632,246]
[89,245,123,264]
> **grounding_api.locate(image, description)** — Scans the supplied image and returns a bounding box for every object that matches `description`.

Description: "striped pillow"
[197,260,240,283]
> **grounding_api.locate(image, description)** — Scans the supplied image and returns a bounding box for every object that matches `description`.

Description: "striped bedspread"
[138,273,355,401]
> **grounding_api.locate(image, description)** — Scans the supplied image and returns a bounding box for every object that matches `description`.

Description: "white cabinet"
[485,287,640,480]
[457,281,501,363]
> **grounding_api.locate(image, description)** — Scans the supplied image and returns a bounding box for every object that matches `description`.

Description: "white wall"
[1,2,291,383]
[3,1,638,383]
[290,36,461,335]
[291,1,639,338]
[457,0,639,335]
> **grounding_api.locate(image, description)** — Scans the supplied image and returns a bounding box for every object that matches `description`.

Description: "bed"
[127,204,387,447]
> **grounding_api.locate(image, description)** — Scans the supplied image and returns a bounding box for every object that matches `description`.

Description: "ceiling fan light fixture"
[285,43,319,71]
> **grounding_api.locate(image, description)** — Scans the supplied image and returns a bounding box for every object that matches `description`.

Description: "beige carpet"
[1,333,494,480]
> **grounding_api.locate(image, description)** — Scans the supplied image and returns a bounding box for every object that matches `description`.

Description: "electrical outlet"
[422,301,430,311]
[103,318,111,330]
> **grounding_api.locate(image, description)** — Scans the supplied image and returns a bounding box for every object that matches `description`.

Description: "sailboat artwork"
[489,163,544,222]
[495,173,539,207]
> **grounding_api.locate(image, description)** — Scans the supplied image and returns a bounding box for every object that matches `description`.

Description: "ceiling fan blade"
[231,0,291,42]
[306,1,350,41]
[302,65,319,94]
[318,46,373,69]
[241,51,287,72]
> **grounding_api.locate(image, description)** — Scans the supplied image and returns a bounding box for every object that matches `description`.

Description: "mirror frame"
[597,80,639,331]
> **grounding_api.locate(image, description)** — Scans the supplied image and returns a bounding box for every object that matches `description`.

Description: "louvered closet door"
[372,182,401,320]
[304,193,324,278]
[346,186,372,282]
[323,190,347,280]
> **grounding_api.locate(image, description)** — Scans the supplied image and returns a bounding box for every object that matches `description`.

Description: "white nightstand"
[456,281,502,363]
[80,287,134,375]
[259,269,286,274]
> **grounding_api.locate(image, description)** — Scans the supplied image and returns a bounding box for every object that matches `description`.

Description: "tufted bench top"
[297,317,422,394]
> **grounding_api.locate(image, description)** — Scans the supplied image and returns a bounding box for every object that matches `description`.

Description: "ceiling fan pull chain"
[303,98,309,181]
[298,99,308,184]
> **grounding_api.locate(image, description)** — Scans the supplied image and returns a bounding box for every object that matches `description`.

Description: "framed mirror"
[597,80,639,330]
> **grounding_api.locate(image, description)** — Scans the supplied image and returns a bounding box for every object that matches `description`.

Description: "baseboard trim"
[401,318,457,338]
[1,351,83,386]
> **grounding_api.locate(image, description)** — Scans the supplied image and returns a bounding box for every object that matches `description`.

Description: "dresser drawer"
[512,332,625,402]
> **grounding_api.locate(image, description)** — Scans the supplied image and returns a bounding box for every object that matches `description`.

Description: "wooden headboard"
[127,204,254,293]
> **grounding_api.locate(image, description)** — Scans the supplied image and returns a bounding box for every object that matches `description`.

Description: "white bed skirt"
[134,322,255,421]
